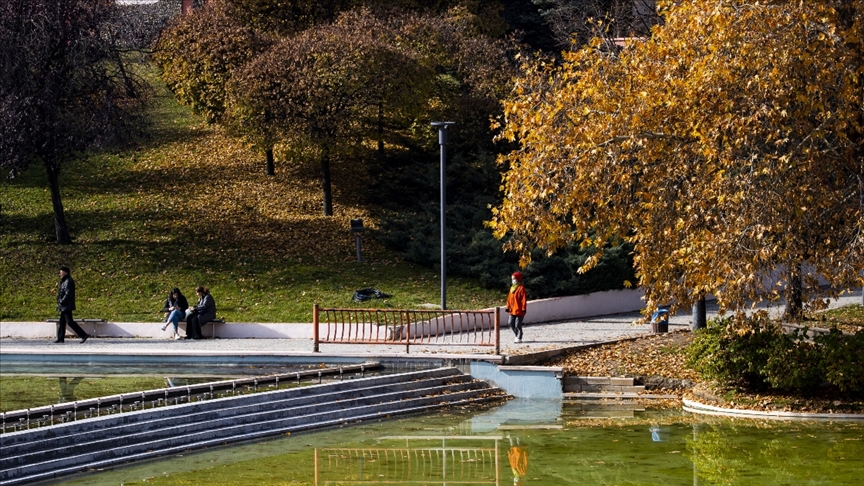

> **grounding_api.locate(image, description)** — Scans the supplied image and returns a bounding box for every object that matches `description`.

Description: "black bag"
[352,288,392,302]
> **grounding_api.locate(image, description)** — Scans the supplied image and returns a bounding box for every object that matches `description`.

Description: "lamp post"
[431,121,455,310]
[350,218,364,262]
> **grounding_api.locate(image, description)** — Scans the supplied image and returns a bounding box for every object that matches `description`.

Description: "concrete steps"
[562,376,678,401]
[0,367,507,485]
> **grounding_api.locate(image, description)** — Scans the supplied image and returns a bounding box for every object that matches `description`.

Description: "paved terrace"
[2,293,859,363]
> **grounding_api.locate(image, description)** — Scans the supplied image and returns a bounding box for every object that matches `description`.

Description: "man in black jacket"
[55,266,89,343]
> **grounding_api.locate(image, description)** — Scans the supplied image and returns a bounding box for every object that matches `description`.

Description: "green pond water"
[44,398,863,486]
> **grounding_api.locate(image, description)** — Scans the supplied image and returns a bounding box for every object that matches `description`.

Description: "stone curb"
[683,398,864,420]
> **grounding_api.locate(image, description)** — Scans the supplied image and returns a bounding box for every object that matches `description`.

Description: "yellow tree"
[490,0,864,317]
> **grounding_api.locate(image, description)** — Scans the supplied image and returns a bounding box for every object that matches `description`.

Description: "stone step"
[3,380,488,468]
[580,410,636,418]
[564,384,646,393]
[562,376,646,394]
[0,367,507,486]
[2,373,472,457]
[563,376,636,386]
[565,402,646,411]
[0,367,461,448]
[563,392,680,401]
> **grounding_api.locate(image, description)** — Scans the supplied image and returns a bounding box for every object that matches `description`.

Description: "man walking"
[506,271,527,343]
[55,266,89,344]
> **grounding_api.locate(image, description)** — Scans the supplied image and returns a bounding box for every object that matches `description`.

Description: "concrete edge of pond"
[0,349,504,365]
[683,398,864,421]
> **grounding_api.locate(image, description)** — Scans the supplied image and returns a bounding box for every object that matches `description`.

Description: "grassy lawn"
[809,304,864,334]
[0,66,504,324]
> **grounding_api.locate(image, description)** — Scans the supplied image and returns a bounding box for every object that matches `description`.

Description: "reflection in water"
[686,420,864,486]
[507,436,528,485]
[56,401,864,486]
[315,437,501,485]
[57,377,84,402]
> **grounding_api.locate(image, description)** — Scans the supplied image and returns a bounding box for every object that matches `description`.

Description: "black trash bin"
[651,306,669,333]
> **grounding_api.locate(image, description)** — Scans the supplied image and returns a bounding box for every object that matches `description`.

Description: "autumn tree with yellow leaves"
[491,0,864,318]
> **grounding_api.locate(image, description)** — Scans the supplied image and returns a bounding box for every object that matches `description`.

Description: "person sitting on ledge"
[161,287,189,340]
[184,286,216,340]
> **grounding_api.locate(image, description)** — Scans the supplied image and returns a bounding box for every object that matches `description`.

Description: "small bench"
[173,318,226,338]
[46,318,107,336]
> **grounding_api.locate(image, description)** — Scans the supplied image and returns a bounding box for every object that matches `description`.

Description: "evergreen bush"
[817,328,864,394]
[372,150,636,298]
[763,328,823,393]
[688,315,779,391]
[689,315,864,396]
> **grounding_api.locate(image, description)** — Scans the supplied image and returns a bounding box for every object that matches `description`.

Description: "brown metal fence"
[313,305,501,354]
[314,436,501,485]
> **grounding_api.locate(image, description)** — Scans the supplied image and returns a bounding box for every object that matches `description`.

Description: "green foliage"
[688,315,779,391]
[689,315,864,395]
[763,329,823,392]
[816,328,864,394]
[374,149,635,297]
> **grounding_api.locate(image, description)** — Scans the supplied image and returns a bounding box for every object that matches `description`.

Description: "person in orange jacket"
[506,271,527,343]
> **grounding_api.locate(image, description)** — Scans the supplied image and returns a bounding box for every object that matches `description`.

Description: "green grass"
[0,64,505,323]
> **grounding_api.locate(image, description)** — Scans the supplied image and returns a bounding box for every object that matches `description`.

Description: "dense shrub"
[688,314,864,396]
[817,328,864,394]
[687,315,779,391]
[763,328,823,392]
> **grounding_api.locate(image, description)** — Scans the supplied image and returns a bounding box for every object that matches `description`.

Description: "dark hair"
[171,287,183,297]
[196,286,209,294]
[59,266,71,274]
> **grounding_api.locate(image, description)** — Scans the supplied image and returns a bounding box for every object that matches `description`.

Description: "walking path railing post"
[494,307,501,355]
[405,310,411,354]
[313,304,320,353]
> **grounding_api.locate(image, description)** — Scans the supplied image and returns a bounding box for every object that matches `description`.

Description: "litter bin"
[651,306,669,333]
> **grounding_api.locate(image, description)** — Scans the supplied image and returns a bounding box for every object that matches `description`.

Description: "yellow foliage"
[491,0,864,314]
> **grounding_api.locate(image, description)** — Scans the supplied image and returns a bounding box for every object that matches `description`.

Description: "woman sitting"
[184,286,216,340]
[161,287,189,340]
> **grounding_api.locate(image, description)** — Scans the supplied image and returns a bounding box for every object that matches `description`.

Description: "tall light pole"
[431,121,455,310]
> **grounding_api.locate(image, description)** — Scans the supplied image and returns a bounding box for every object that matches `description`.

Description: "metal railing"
[313,305,501,354]
[0,363,379,434]
[315,436,501,485]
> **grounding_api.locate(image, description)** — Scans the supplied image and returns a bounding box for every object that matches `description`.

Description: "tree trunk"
[320,144,333,216]
[265,147,275,176]
[45,163,72,244]
[784,263,803,320]
[691,296,706,330]
[377,100,384,163]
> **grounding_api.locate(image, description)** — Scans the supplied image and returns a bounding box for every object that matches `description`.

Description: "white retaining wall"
[0,289,649,339]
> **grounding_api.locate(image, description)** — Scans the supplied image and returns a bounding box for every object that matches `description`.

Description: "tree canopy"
[224,9,434,215]
[158,1,517,216]
[0,0,148,243]
[490,0,864,315]
[154,1,271,124]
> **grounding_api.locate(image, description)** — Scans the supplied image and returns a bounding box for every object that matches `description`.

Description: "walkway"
[2,293,859,361]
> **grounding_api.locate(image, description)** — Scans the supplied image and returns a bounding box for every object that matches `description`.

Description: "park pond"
[41,398,864,485]
[1,364,862,485]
